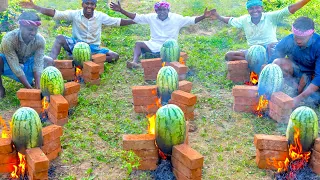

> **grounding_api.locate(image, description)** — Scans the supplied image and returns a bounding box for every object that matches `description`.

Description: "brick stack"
[26,148,49,180]
[254,134,288,170]
[227,60,249,83]
[232,85,259,113]
[48,95,69,126]
[83,61,101,86]
[172,144,204,180]
[41,125,63,161]
[310,138,320,174]
[141,58,163,81]
[122,134,158,170]
[132,85,159,114]
[54,60,75,81]
[169,90,197,121]
[179,80,193,93]
[92,54,106,75]
[63,82,81,108]
[17,89,42,114]
[269,92,294,123]
[170,62,188,81]
[0,138,17,174]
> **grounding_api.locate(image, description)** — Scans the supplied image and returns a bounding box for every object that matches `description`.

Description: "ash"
[152,159,176,180]
[276,160,319,180]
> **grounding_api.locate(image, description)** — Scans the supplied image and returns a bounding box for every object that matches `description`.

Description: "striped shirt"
[0,29,45,77]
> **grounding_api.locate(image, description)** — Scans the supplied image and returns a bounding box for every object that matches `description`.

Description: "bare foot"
[0,87,5,99]
[126,61,141,69]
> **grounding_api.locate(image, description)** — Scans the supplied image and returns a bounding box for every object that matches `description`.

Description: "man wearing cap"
[110,1,215,69]
[212,0,312,62]
[20,0,135,63]
[272,17,320,107]
[0,11,53,99]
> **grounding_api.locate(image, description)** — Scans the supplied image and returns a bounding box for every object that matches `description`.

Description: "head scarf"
[292,25,314,36]
[18,20,41,27]
[82,0,97,3]
[246,0,263,9]
[154,1,170,11]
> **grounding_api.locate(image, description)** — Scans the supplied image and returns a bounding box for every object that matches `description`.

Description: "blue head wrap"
[246,0,263,9]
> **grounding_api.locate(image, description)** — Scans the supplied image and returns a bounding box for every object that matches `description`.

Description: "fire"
[162,62,166,67]
[245,71,259,86]
[179,57,185,65]
[11,152,26,178]
[255,95,268,117]
[147,97,162,135]
[41,96,50,119]
[0,116,11,138]
[74,66,82,82]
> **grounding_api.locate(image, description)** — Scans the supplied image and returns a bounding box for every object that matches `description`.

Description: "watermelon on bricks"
[72,42,91,67]
[40,66,65,96]
[157,66,179,105]
[160,39,180,63]
[245,45,267,74]
[257,64,283,99]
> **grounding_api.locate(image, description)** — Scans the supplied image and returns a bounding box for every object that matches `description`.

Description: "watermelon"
[11,107,43,154]
[246,45,267,74]
[72,42,91,66]
[286,106,318,152]
[40,66,64,96]
[156,66,178,105]
[160,39,180,62]
[155,104,186,154]
[257,64,283,99]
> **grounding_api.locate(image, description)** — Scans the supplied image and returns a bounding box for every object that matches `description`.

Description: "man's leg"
[127,42,152,69]
[50,35,71,60]
[0,56,5,98]
[105,50,119,63]
[225,51,246,61]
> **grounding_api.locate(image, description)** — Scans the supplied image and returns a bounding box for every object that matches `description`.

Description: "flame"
[74,66,82,82]
[11,152,26,178]
[179,57,185,65]
[41,96,50,119]
[146,97,162,135]
[255,95,268,117]
[162,62,166,67]
[245,72,259,86]
[0,116,11,138]
[158,149,167,160]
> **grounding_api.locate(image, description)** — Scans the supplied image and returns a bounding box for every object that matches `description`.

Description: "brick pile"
[54,60,75,81]
[170,62,188,81]
[178,80,193,93]
[310,138,320,174]
[83,61,101,85]
[269,92,294,123]
[0,138,17,174]
[227,60,249,83]
[141,58,163,81]
[132,85,159,114]
[92,54,106,75]
[122,134,158,170]
[17,89,42,114]
[169,90,197,120]
[254,134,288,170]
[41,125,63,161]
[26,148,49,180]
[172,144,204,180]
[48,95,69,126]
[63,82,81,108]
[232,85,259,113]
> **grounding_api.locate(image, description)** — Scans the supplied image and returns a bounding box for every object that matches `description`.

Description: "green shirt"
[228,7,291,46]
[0,29,45,77]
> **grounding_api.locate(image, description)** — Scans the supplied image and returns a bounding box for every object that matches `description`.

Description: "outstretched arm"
[110,1,136,19]
[195,8,216,23]
[288,0,312,14]
[120,19,136,26]
[20,0,55,17]
[211,10,230,24]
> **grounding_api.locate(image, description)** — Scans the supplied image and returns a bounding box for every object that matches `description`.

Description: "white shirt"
[53,9,121,45]
[134,12,196,52]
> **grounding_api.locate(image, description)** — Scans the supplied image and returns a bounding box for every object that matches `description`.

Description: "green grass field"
[0,0,319,179]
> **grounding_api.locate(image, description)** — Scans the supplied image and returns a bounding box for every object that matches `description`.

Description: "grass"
[1,0,320,179]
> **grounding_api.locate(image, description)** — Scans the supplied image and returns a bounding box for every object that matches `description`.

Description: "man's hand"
[19,0,36,9]
[210,9,218,20]
[110,1,122,12]
[293,96,303,107]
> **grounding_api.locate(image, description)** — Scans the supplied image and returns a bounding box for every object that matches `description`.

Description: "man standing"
[0,11,53,99]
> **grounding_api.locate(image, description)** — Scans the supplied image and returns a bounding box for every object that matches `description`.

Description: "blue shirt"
[272,33,320,87]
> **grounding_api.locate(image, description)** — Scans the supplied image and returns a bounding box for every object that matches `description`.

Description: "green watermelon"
[11,107,43,154]
[286,106,318,152]
[155,104,186,154]
[72,42,91,66]
[160,39,180,62]
[40,66,64,96]
[156,66,178,105]
[257,64,283,99]
[246,45,267,74]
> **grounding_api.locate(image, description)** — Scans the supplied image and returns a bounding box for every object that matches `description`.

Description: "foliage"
[0,0,23,32]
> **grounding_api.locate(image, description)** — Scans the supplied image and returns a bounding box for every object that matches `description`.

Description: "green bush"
[0,0,23,32]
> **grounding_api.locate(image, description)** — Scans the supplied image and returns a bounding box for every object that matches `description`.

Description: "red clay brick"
[27,167,48,180]
[227,73,250,83]
[171,90,197,106]
[143,66,162,76]
[144,74,158,81]
[0,150,18,165]
[50,95,69,112]
[269,101,292,116]
[59,68,75,81]
[233,104,255,113]
[26,148,49,173]
[83,72,100,80]
[96,62,104,74]
[84,78,101,85]
[133,149,158,158]
[256,157,281,170]
[228,67,250,76]
[179,80,192,93]
[54,60,73,69]
[227,60,248,71]
[41,138,61,155]
[234,96,259,106]
[46,146,61,161]
[172,156,202,179]
[17,89,41,100]
[20,100,42,108]
[83,61,100,74]
[311,149,320,161]
[172,144,204,169]
[268,108,290,123]
[141,58,162,68]
[48,106,68,119]
[173,168,201,180]
[170,62,188,74]
[64,82,81,96]
[0,138,13,154]
[123,134,157,150]
[254,134,288,151]
[132,85,158,96]
[0,162,17,173]
[42,125,63,145]
[33,107,42,114]
[133,96,159,106]
[314,138,320,152]
[232,85,258,97]
[169,100,195,113]
[135,157,158,170]
[185,121,189,145]
[256,149,288,161]
[64,93,78,108]
[271,92,294,109]
[48,111,68,126]
[134,105,159,114]
[185,112,195,121]
[92,54,106,63]
[310,156,320,175]
[179,74,187,81]
[180,52,188,62]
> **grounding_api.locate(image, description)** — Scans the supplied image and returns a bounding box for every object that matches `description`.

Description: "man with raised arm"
[212,0,312,62]
[110,1,215,69]
[20,0,135,63]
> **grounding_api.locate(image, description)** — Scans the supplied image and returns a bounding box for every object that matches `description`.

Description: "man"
[272,17,320,107]
[212,0,312,62]
[0,11,53,99]
[110,1,215,68]
[20,0,135,63]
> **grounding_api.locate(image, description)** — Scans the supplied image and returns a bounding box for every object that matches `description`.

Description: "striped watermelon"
[40,66,64,96]
[257,64,283,99]
[155,104,186,154]
[246,45,267,74]
[157,66,178,105]
[160,39,180,62]
[11,107,43,154]
[72,42,91,67]
[286,106,318,152]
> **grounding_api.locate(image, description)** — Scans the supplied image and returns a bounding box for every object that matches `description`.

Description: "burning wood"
[245,71,259,86]
[255,95,269,117]
[11,152,26,178]
[40,96,50,121]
